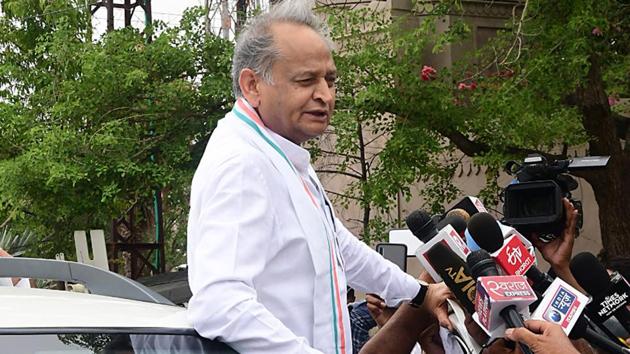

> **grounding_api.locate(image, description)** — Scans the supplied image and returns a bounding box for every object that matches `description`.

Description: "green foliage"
[0,1,233,264]
[319,0,628,242]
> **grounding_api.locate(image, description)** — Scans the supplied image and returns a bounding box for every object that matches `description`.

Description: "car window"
[0,333,237,354]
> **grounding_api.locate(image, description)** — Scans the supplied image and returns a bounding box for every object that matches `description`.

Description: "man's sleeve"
[187,154,322,354]
[335,219,420,307]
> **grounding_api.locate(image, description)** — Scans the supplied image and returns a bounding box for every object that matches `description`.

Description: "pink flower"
[457,82,477,90]
[592,27,603,36]
[421,65,437,81]
[608,96,619,106]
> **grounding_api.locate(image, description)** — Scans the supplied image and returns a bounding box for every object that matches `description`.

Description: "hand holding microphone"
[504,320,580,354]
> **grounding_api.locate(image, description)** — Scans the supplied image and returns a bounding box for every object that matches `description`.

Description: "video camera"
[501,154,609,242]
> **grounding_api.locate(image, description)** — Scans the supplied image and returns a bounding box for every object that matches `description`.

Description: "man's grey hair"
[231,0,334,98]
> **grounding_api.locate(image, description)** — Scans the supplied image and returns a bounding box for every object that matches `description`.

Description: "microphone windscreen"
[405,209,437,243]
[437,214,467,234]
[467,249,499,278]
[570,252,611,298]
[466,212,503,253]
[446,208,471,222]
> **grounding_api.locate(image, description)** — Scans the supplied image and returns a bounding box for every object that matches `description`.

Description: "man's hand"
[424,283,453,331]
[531,198,578,270]
[504,320,579,354]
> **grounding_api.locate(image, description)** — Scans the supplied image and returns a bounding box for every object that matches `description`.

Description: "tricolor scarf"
[231,98,347,354]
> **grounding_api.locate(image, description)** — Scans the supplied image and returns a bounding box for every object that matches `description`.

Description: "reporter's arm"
[359,283,451,354]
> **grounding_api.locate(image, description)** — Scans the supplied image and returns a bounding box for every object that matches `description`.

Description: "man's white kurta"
[187,100,420,354]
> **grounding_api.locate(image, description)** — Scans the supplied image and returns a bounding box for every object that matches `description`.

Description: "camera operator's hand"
[504,320,580,354]
[532,198,578,270]
[531,198,585,292]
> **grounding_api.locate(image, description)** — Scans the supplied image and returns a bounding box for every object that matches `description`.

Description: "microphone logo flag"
[506,245,523,266]
[495,235,535,276]
[532,278,588,334]
[543,287,581,328]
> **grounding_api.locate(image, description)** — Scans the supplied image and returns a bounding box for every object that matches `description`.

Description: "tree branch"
[316,169,363,180]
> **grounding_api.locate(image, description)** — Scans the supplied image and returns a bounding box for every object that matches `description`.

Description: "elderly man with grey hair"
[186,1,452,353]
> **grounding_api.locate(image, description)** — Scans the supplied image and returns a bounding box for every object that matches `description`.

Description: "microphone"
[423,242,476,314]
[409,209,471,282]
[466,212,554,295]
[570,252,630,342]
[529,276,630,354]
[405,209,437,243]
[422,242,484,353]
[571,316,630,354]
[467,250,536,354]
[436,214,467,238]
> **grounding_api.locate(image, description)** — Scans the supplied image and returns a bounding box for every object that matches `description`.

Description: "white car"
[0,257,237,353]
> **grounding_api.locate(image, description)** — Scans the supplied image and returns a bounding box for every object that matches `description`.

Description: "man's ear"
[239,68,261,108]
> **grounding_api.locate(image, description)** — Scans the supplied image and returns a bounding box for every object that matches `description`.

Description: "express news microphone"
[407,209,471,282]
[467,212,554,295]
[467,250,536,354]
[531,276,630,354]
[571,252,630,343]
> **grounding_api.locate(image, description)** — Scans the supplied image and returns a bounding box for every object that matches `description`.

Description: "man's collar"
[236,98,311,174]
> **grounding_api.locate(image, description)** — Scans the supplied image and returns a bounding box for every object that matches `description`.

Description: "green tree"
[322,1,629,255]
[0,0,233,264]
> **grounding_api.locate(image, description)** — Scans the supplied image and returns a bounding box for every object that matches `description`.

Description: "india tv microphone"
[423,241,476,314]
[408,209,471,282]
[467,212,554,295]
[467,250,537,354]
[571,252,630,341]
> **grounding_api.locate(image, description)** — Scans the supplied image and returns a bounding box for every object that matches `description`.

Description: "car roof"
[0,287,191,330]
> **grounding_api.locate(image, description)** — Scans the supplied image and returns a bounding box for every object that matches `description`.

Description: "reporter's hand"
[532,198,578,270]
[504,320,579,354]
[424,283,453,331]
[365,293,395,327]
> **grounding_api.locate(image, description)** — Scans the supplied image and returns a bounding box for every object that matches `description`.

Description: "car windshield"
[0,333,237,354]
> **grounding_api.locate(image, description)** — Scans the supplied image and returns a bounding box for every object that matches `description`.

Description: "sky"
[92,0,226,37]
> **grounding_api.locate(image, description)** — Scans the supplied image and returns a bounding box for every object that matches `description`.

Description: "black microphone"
[467,250,535,354]
[571,252,630,342]
[405,209,437,243]
[437,214,467,237]
[424,242,476,314]
[570,315,630,354]
[467,212,554,295]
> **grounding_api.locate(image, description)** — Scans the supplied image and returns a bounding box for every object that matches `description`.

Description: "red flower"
[592,27,603,36]
[421,65,437,81]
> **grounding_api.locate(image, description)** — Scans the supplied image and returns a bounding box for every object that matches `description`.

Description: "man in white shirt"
[186,1,452,353]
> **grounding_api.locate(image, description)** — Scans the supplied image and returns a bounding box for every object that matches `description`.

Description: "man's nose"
[313,79,334,104]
